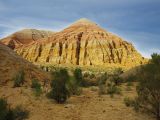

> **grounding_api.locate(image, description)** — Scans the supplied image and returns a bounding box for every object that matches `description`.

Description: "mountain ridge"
[1,18,147,68]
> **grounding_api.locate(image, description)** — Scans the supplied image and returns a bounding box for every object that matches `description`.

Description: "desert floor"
[0,84,154,120]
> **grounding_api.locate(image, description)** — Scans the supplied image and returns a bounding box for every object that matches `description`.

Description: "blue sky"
[0,0,160,58]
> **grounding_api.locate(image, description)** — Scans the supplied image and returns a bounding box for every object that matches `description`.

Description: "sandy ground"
[0,84,154,120]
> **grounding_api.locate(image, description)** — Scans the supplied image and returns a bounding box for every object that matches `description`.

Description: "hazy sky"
[0,0,160,58]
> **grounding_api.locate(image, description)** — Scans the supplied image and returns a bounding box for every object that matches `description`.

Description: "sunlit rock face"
[1,18,146,68]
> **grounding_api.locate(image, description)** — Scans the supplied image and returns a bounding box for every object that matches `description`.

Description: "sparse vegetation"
[134,53,160,120]
[13,70,25,87]
[124,53,160,120]
[48,68,70,103]
[0,98,29,120]
[12,105,29,120]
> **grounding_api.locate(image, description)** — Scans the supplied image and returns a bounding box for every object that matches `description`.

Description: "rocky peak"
[71,18,98,26]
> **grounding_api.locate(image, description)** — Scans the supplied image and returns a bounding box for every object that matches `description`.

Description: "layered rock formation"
[2,18,146,68]
[1,29,54,49]
[0,44,50,85]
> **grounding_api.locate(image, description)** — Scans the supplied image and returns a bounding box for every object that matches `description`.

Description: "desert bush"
[31,79,40,88]
[114,68,123,76]
[110,68,124,85]
[107,82,121,97]
[124,97,134,107]
[0,98,29,120]
[73,68,83,86]
[123,97,140,111]
[12,105,29,120]
[98,73,108,95]
[31,79,42,97]
[126,81,133,86]
[111,75,123,86]
[125,86,132,91]
[48,68,70,103]
[132,53,160,120]
[90,86,98,92]
[0,98,11,120]
[125,75,137,82]
[83,72,90,78]
[13,70,25,87]
[67,76,82,95]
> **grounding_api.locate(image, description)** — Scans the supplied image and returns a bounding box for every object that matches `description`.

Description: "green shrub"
[98,73,108,95]
[31,79,40,88]
[89,74,95,79]
[73,68,83,86]
[83,72,90,78]
[113,68,123,76]
[31,79,42,97]
[0,98,11,120]
[67,76,82,96]
[12,105,29,120]
[0,98,28,120]
[33,86,42,97]
[13,70,25,87]
[130,53,160,120]
[125,75,137,83]
[111,76,123,86]
[107,83,121,97]
[48,69,70,103]
[126,82,133,86]
[123,97,140,112]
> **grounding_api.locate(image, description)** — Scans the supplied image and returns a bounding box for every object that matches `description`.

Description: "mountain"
[1,29,54,49]
[1,18,146,68]
[0,43,50,85]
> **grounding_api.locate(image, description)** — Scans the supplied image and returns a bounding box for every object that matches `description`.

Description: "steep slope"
[1,29,54,49]
[0,44,50,85]
[10,18,146,68]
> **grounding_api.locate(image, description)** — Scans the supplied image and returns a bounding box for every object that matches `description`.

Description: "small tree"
[48,69,70,103]
[73,68,83,86]
[135,53,160,120]
[13,70,25,87]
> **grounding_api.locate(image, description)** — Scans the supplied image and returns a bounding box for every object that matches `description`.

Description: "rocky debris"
[2,18,147,68]
[64,104,75,109]
[0,44,50,85]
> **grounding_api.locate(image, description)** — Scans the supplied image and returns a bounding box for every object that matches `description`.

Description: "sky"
[0,0,160,58]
